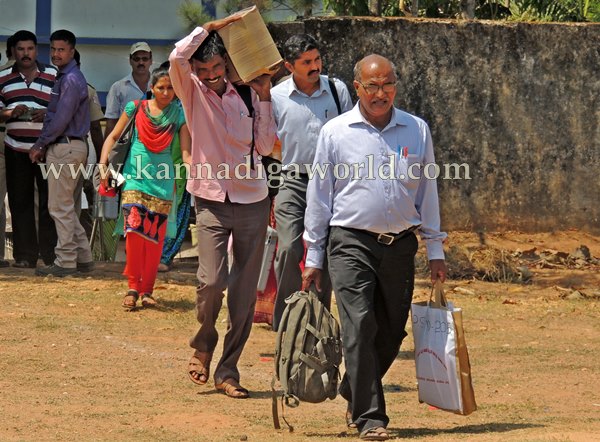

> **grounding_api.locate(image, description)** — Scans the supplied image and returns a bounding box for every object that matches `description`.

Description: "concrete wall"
[269,18,600,233]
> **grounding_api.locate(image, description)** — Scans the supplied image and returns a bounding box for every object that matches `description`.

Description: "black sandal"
[141,293,157,308]
[122,290,139,310]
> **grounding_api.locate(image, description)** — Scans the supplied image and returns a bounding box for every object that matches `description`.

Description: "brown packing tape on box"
[218,5,283,84]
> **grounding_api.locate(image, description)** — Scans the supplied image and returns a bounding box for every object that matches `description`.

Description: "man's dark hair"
[191,31,226,63]
[11,30,37,48]
[5,34,16,59]
[50,29,76,47]
[283,34,319,63]
[74,49,81,66]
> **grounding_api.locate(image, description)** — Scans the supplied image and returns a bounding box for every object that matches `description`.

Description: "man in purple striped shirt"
[30,29,93,277]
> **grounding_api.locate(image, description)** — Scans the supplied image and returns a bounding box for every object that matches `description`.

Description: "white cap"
[130,42,151,55]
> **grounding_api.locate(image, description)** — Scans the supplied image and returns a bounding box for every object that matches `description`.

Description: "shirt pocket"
[233,114,254,146]
[397,153,422,187]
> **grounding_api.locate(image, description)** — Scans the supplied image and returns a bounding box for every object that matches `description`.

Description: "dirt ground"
[0,230,599,442]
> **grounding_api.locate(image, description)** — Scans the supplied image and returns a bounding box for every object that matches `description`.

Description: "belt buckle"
[377,233,394,245]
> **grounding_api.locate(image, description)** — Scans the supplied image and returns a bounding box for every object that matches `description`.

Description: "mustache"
[21,57,31,61]
[309,69,320,75]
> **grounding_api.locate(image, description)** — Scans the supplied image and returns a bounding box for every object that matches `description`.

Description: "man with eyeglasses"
[302,54,447,441]
[104,42,152,136]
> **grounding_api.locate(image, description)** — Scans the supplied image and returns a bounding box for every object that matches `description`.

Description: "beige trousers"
[46,140,92,268]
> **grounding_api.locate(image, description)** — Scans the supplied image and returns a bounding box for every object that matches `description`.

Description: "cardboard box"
[218,6,283,84]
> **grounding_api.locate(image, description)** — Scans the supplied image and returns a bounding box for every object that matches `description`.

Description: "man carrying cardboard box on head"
[169,15,276,399]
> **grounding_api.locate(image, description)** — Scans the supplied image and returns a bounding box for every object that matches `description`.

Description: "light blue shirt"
[304,104,447,268]
[271,74,352,173]
[105,73,148,119]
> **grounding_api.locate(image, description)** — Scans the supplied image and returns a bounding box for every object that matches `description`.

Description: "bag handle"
[117,99,143,142]
[429,279,448,308]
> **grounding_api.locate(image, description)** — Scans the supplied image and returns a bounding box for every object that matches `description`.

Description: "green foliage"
[178,0,213,30]
[288,0,321,16]
[222,0,274,15]
[323,0,598,20]
[323,0,370,15]
[510,0,581,20]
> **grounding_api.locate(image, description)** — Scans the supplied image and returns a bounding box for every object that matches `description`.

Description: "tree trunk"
[460,0,475,18]
[369,0,382,15]
[411,0,419,16]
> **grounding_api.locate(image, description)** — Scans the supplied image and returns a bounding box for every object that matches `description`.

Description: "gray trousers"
[46,140,93,268]
[328,226,418,432]
[272,174,331,331]
[190,196,270,385]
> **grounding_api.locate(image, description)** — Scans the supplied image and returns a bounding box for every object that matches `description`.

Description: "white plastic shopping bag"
[411,280,476,415]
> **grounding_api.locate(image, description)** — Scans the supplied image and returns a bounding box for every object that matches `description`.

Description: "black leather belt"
[55,136,84,144]
[365,225,419,245]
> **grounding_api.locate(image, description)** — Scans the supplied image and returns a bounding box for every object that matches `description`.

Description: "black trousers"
[5,146,57,264]
[328,226,418,432]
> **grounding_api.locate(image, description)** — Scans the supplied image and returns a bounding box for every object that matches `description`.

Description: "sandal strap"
[216,378,249,396]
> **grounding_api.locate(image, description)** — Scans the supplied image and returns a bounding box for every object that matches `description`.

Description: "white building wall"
[0,0,320,99]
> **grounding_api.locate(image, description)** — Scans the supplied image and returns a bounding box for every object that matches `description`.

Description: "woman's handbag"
[411,280,477,415]
[93,100,143,192]
[107,99,143,173]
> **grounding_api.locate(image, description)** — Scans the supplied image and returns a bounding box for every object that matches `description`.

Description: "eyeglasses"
[131,56,150,62]
[358,81,397,94]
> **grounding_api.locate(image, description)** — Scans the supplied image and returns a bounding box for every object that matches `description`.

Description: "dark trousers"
[273,174,331,331]
[328,226,418,432]
[5,146,57,264]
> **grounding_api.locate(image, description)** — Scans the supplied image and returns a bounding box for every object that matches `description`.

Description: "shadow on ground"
[307,422,542,439]
[392,422,544,438]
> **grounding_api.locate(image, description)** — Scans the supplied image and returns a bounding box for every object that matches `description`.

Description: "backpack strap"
[234,84,255,170]
[327,77,342,116]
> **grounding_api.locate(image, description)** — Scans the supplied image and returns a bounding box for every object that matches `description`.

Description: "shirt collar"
[125,73,150,90]
[58,59,78,76]
[11,60,43,75]
[287,74,328,98]
[348,103,410,132]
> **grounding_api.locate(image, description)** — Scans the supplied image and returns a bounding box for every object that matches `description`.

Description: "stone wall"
[269,19,600,233]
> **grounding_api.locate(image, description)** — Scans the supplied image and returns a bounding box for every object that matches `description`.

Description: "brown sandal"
[359,427,389,441]
[141,293,157,308]
[122,290,138,310]
[215,378,249,399]
[346,408,357,429]
[188,351,212,385]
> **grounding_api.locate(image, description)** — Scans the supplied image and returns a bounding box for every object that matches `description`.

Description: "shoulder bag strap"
[328,78,342,116]
[234,84,256,170]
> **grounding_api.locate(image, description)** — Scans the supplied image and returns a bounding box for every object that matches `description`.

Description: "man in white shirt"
[104,42,152,136]
[302,54,447,441]
[270,34,352,331]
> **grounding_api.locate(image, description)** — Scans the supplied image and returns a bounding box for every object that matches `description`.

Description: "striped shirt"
[0,62,56,152]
